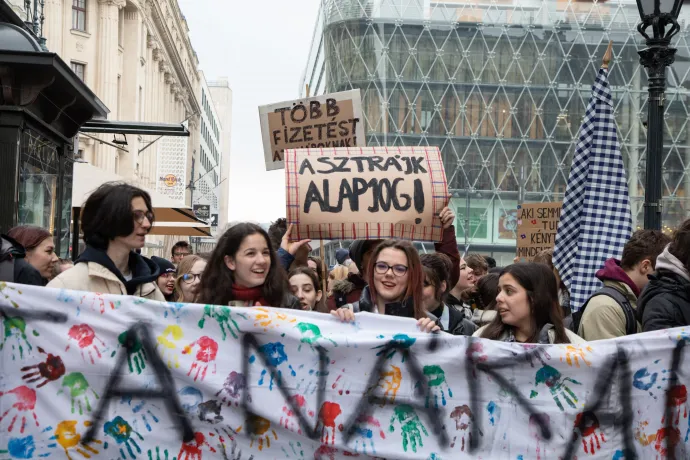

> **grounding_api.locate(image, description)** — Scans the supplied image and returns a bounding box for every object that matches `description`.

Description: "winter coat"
[473,323,586,344]
[429,303,478,336]
[577,259,641,340]
[639,246,690,331]
[47,246,165,301]
[327,273,367,311]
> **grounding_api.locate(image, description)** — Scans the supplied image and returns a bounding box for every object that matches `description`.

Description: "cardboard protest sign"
[1,283,689,459]
[516,202,562,261]
[285,146,449,242]
[259,90,365,171]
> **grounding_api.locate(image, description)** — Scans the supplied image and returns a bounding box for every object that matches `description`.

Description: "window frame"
[70,61,86,81]
[72,0,86,32]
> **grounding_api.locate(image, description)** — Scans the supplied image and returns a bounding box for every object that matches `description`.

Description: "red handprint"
[574,411,606,454]
[654,426,681,458]
[318,401,343,445]
[66,324,106,364]
[182,336,218,382]
[178,432,216,460]
[21,347,65,388]
[0,386,39,433]
[280,394,315,434]
[529,413,550,460]
[662,385,688,426]
[80,293,119,314]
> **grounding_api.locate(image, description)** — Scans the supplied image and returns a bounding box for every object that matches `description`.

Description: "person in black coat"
[0,235,45,286]
[639,218,690,331]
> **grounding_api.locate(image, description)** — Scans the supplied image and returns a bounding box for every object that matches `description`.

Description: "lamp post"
[635,0,685,230]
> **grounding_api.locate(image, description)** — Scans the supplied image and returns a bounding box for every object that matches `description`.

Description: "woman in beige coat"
[48,182,164,301]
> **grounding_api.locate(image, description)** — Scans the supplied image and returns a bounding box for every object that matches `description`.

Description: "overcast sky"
[178,0,322,224]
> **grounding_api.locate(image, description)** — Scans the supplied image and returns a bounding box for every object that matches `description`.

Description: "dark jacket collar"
[357,285,415,318]
[77,246,160,295]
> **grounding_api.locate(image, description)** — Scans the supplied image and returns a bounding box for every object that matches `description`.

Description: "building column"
[43,0,63,54]
[94,0,125,171]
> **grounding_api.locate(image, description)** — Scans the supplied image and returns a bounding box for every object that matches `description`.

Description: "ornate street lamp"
[635,0,685,230]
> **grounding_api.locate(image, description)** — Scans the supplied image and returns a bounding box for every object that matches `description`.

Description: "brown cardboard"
[285,147,449,242]
[259,90,365,171]
[515,202,563,261]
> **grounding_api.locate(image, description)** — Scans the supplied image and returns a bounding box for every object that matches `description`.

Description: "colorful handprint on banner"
[450,405,482,452]
[182,336,218,382]
[374,334,416,361]
[533,364,581,411]
[58,372,99,415]
[0,427,56,459]
[216,371,249,406]
[238,414,278,451]
[255,342,296,390]
[317,402,343,445]
[198,305,246,340]
[66,324,107,364]
[1,315,34,360]
[53,420,102,459]
[156,325,184,369]
[367,365,402,406]
[253,308,296,331]
[280,395,314,434]
[103,416,144,460]
[0,386,39,433]
[295,322,336,351]
[178,432,216,460]
[389,404,428,453]
[79,293,119,314]
[351,414,386,455]
[112,330,147,374]
[21,347,65,388]
[561,344,593,368]
[417,365,453,408]
[573,411,606,454]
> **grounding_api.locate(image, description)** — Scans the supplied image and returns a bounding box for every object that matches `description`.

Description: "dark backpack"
[0,236,16,282]
[569,286,637,336]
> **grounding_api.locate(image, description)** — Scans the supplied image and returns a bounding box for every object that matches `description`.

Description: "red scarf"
[231,284,267,307]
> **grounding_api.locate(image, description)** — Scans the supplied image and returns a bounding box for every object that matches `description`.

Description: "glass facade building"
[301,0,690,264]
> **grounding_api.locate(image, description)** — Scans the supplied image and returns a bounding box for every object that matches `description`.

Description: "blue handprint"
[120,395,160,432]
[373,334,416,361]
[256,342,296,390]
[103,416,144,459]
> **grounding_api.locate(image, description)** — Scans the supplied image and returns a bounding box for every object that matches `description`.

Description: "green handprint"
[1,315,33,360]
[112,331,147,374]
[295,322,336,351]
[389,404,428,453]
[417,365,453,408]
[59,372,100,415]
[198,305,246,340]
[147,446,173,460]
[534,364,581,411]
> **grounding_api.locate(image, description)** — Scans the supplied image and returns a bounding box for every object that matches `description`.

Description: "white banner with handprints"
[0,282,688,459]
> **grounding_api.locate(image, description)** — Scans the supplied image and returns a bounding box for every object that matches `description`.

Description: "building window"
[70,62,85,81]
[72,0,86,31]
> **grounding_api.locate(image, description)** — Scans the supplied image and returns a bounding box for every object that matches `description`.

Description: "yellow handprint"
[156,325,184,369]
[367,365,402,407]
[54,420,102,459]
[561,345,593,368]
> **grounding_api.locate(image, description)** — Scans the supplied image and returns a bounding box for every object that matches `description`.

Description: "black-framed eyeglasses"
[181,273,201,284]
[133,210,154,224]
[374,262,408,277]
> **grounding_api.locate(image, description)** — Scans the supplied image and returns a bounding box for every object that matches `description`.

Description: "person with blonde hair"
[174,255,207,303]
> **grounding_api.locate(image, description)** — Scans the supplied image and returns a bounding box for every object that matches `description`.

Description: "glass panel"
[18,129,59,235]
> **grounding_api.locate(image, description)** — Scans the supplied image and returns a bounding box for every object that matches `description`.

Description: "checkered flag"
[553,68,632,313]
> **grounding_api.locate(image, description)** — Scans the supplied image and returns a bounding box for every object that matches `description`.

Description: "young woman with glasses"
[48,182,164,300]
[331,239,440,333]
[197,223,300,308]
[174,255,207,303]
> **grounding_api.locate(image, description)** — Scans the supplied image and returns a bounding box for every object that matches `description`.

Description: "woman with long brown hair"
[197,223,299,308]
[331,239,440,333]
[473,263,584,344]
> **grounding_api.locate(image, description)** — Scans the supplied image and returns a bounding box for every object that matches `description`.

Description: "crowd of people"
[1,181,689,345]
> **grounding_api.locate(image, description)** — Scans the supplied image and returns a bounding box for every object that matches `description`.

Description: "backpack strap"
[587,286,637,336]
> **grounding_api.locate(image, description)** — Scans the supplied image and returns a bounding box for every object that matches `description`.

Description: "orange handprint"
[54,420,102,459]
[368,365,401,407]
[238,414,278,451]
[253,307,297,331]
[561,344,593,368]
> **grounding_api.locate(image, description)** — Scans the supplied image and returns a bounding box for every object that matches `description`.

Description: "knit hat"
[335,248,350,265]
[151,256,176,275]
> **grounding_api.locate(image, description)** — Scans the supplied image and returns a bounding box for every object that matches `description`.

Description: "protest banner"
[285,146,449,242]
[259,90,365,171]
[516,202,562,261]
[1,283,688,459]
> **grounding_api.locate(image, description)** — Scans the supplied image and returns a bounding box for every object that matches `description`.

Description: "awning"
[71,162,206,225]
[148,224,212,237]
